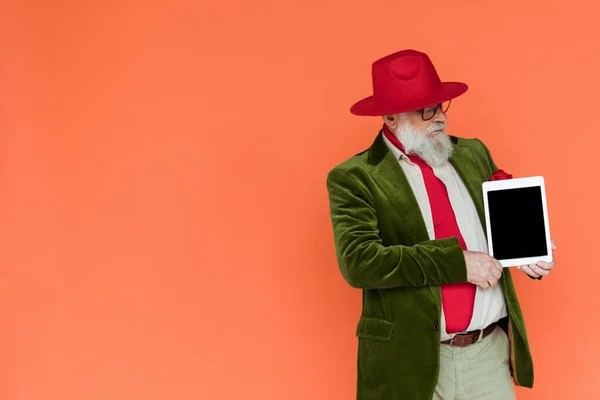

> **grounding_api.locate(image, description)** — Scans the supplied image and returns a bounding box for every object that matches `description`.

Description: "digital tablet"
[482,176,553,267]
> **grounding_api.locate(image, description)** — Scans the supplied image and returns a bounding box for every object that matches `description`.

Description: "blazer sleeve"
[326,167,469,290]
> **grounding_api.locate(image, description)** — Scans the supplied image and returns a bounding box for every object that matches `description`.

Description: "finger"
[528,264,551,276]
[522,264,541,278]
[522,265,541,278]
[537,260,556,270]
[479,280,490,290]
[492,258,503,272]
[551,240,557,251]
[491,267,502,280]
[488,276,499,287]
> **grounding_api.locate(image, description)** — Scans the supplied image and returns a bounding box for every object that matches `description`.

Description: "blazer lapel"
[368,132,431,244]
[449,143,487,233]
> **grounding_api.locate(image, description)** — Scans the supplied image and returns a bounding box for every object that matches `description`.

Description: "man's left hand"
[517,240,557,278]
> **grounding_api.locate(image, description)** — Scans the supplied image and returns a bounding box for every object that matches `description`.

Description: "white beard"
[394,117,454,167]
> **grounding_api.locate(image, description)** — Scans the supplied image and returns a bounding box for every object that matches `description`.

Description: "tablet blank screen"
[487,186,548,260]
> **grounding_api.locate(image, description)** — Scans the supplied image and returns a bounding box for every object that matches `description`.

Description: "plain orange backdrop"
[1,0,599,399]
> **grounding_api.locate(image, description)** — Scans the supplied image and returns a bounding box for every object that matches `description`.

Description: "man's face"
[404,102,448,133]
[385,103,454,167]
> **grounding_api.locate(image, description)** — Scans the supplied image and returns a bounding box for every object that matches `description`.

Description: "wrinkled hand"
[464,251,503,289]
[517,240,557,278]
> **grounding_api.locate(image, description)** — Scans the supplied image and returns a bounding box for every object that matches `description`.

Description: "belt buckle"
[448,335,460,346]
[448,331,467,346]
[476,328,484,343]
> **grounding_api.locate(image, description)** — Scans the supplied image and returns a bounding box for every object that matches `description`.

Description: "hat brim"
[350,82,468,116]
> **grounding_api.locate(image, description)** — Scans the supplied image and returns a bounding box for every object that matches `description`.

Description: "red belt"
[441,322,498,347]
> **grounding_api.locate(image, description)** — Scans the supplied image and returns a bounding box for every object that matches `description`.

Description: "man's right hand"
[463,251,503,289]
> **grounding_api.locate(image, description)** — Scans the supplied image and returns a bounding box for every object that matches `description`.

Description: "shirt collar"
[382,124,410,161]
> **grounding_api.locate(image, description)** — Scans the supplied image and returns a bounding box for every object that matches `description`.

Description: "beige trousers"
[433,326,516,400]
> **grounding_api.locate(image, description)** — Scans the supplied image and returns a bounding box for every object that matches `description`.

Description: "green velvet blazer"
[326,131,534,400]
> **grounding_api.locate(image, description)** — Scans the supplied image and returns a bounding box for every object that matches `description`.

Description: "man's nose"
[433,107,447,123]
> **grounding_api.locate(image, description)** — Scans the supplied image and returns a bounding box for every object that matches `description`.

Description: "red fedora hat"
[350,49,468,116]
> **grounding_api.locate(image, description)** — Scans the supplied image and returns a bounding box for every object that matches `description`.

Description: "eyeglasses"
[416,100,451,121]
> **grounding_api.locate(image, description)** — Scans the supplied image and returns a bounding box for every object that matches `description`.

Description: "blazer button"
[433,323,439,332]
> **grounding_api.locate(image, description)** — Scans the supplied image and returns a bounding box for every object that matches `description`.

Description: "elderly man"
[326,49,556,400]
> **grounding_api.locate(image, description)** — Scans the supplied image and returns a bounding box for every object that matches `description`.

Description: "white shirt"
[383,135,507,341]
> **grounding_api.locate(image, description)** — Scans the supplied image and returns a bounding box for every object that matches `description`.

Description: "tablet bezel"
[482,176,553,268]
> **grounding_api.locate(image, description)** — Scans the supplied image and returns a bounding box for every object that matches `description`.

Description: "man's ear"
[382,114,398,131]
